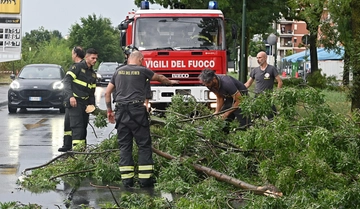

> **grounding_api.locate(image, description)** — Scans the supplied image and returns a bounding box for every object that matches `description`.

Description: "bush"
[281,77,305,88]
[307,69,327,89]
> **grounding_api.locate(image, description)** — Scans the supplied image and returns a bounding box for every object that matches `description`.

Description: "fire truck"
[118,1,227,110]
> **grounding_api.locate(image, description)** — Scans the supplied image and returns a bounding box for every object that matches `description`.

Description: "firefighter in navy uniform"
[104,51,178,188]
[63,48,98,150]
[120,45,152,110]
[58,46,85,152]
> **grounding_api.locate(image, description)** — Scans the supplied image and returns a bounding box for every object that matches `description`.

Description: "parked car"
[96,62,119,85]
[8,64,66,114]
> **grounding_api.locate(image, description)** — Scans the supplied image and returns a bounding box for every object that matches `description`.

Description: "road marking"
[23,118,48,130]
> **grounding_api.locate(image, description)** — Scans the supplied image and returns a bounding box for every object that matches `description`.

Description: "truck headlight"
[208,92,217,99]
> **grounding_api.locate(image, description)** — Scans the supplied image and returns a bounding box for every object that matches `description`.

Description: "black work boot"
[58,146,72,152]
[139,178,155,188]
[58,136,72,152]
[122,178,134,188]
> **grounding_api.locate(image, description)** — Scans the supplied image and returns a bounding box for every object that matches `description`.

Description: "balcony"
[279,18,294,24]
[280,29,294,36]
[280,42,293,48]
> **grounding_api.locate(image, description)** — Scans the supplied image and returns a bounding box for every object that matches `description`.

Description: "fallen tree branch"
[22,149,119,174]
[49,168,96,181]
[22,152,71,174]
[89,182,121,190]
[152,147,283,198]
[89,183,121,207]
[178,107,239,123]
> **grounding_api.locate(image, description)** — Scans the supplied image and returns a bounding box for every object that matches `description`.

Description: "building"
[276,18,309,58]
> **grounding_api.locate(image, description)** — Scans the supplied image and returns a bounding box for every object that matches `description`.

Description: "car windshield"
[18,66,63,79]
[98,64,118,73]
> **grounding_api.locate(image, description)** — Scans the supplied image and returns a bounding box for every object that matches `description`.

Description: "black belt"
[116,100,144,106]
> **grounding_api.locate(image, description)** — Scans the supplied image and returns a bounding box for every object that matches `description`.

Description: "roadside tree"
[67,14,124,64]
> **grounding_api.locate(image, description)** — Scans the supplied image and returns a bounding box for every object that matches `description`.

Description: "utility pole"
[240,0,247,83]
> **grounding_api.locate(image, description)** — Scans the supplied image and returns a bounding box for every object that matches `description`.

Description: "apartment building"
[276,18,309,58]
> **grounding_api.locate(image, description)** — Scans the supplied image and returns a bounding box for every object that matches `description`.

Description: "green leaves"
[67,14,124,64]
[17,88,360,208]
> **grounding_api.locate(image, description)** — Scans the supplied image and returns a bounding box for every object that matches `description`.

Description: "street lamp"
[225,18,239,74]
[267,33,277,68]
[240,0,247,83]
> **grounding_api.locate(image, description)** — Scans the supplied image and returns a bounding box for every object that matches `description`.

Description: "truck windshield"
[134,17,225,50]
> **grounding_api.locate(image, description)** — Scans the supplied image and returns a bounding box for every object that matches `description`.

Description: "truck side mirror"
[118,22,128,30]
[120,31,127,48]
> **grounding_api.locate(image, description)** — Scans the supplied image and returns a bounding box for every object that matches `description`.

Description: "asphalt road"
[0,85,122,207]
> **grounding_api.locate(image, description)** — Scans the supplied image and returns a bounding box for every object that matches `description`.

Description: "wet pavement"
[0,85,135,208]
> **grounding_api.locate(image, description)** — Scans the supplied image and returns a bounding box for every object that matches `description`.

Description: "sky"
[21,0,163,36]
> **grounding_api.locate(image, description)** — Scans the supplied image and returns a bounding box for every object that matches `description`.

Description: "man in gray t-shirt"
[244,51,283,119]
[245,51,283,93]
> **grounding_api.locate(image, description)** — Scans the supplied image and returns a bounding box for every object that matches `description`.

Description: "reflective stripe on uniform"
[119,166,134,172]
[72,139,86,145]
[73,79,88,88]
[73,79,97,89]
[64,131,72,136]
[66,71,76,79]
[89,83,97,89]
[121,172,135,179]
[73,93,89,100]
[138,165,154,171]
[138,173,152,179]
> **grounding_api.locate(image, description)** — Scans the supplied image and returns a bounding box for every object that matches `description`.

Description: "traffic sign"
[0,0,22,62]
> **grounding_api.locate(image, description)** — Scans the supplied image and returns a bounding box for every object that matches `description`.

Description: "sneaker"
[58,146,72,152]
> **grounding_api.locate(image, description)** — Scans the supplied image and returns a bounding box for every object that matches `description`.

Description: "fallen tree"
[17,88,360,208]
[152,147,283,198]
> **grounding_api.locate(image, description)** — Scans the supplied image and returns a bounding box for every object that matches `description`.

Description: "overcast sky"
[21,0,163,36]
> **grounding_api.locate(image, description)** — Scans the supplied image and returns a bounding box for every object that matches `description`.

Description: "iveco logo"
[172,73,189,78]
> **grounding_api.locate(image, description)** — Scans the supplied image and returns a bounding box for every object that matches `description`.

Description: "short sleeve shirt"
[250,65,278,94]
[110,64,154,103]
[209,75,248,98]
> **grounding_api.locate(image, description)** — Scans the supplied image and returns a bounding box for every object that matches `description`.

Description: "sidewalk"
[0,85,9,107]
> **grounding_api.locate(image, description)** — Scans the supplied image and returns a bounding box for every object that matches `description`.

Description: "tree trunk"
[342,49,350,86]
[350,0,360,111]
[152,147,283,198]
[309,32,319,73]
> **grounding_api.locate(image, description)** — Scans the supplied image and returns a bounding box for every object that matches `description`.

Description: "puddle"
[0,176,174,208]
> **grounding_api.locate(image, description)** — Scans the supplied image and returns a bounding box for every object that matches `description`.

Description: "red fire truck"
[118,1,227,110]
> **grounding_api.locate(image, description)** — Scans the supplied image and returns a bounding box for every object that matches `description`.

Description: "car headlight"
[96,73,102,79]
[10,80,20,89]
[208,91,217,99]
[53,81,64,90]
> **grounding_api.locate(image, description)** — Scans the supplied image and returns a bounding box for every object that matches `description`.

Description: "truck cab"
[119,1,227,110]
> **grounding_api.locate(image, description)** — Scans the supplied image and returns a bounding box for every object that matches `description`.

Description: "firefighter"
[118,45,152,111]
[104,51,179,188]
[63,48,98,150]
[58,46,85,152]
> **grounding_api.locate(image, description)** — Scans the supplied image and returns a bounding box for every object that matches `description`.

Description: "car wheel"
[59,108,65,114]
[8,106,17,114]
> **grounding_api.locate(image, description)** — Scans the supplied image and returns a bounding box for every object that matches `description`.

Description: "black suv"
[96,62,119,86]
